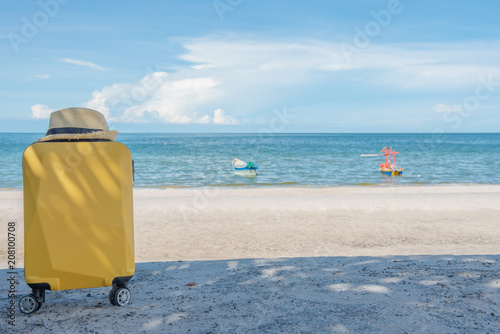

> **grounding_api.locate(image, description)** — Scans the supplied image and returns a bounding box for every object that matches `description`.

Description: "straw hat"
[38,107,118,142]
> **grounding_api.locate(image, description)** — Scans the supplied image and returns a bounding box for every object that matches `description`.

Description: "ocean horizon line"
[1,131,499,135]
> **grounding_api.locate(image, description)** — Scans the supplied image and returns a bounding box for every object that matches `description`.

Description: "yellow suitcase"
[20,141,135,314]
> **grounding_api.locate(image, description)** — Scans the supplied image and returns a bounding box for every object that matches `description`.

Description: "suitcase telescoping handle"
[132,160,142,183]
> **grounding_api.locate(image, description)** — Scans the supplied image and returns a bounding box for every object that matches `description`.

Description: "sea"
[1,133,499,189]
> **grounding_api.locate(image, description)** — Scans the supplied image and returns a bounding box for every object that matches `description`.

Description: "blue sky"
[1,0,499,133]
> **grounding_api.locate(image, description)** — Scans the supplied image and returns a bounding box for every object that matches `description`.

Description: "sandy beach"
[1,185,499,333]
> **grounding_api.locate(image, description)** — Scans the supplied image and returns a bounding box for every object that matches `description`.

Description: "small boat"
[378,147,403,176]
[232,158,258,177]
[361,146,403,176]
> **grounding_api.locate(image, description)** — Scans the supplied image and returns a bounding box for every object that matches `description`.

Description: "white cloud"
[179,37,500,88]
[212,109,239,125]
[29,74,51,81]
[122,75,219,123]
[84,70,243,125]
[434,103,462,113]
[31,104,53,119]
[197,114,212,124]
[84,71,242,124]
[60,58,109,71]
[82,36,500,125]
[180,38,345,71]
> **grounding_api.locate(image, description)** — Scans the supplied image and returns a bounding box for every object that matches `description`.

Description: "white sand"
[131,185,500,261]
[1,185,499,333]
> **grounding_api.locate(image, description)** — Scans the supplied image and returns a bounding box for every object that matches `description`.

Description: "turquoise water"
[1,133,499,189]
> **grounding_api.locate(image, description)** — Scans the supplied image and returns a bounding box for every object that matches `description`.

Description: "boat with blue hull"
[378,147,403,176]
[232,158,258,177]
[361,147,403,176]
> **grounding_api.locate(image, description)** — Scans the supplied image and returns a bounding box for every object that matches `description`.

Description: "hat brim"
[38,130,118,142]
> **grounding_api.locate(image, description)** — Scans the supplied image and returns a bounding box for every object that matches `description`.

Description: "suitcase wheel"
[108,289,117,305]
[19,294,42,314]
[109,287,131,306]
